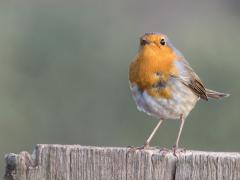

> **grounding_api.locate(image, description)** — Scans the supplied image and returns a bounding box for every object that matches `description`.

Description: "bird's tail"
[206,89,230,99]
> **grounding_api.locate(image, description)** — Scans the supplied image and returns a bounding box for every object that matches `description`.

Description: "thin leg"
[143,119,163,148]
[173,114,185,155]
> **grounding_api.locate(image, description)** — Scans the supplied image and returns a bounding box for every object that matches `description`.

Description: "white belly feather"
[130,79,199,120]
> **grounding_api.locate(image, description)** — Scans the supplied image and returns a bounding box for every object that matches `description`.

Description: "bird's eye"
[160,38,166,46]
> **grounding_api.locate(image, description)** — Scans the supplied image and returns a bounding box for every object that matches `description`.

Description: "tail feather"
[206,89,230,99]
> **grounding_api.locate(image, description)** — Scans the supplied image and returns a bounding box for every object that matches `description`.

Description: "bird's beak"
[140,37,150,46]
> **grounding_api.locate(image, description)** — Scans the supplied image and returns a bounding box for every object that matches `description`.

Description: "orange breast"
[129,45,178,99]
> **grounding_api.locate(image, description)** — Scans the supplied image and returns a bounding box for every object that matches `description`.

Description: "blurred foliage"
[0,0,240,173]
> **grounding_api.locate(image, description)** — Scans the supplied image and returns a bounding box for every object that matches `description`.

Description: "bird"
[129,32,229,155]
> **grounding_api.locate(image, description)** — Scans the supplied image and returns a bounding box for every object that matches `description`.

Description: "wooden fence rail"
[4,144,240,180]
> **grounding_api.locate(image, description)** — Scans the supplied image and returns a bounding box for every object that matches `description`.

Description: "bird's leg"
[129,119,163,151]
[137,119,163,150]
[173,114,186,156]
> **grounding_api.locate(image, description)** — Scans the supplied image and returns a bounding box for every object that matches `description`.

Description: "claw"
[172,145,186,156]
[128,143,149,152]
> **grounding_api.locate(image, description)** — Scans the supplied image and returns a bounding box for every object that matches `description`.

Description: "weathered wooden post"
[4,144,240,180]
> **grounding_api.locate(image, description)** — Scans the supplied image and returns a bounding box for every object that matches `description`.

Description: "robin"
[129,32,229,154]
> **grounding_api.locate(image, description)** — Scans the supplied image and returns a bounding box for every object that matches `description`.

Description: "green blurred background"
[1,0,240,172]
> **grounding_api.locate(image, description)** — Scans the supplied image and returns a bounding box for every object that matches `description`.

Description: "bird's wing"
[172,58,208,100]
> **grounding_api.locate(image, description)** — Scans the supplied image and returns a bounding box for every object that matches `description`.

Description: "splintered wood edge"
[4,144,240,180]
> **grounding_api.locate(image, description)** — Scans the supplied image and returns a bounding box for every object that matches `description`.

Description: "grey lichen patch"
[4,153,17,180]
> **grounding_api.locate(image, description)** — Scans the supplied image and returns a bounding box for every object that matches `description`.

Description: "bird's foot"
[172,145,186,156]
[128,142,149,151]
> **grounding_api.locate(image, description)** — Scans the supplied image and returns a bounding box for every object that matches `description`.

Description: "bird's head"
[139,32,174,55]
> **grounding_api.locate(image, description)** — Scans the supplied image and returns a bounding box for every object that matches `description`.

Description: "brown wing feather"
[175,58,208,101]
[183,73,208,100]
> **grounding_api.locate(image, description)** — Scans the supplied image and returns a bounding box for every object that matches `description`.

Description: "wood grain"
[4,144,240,180]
